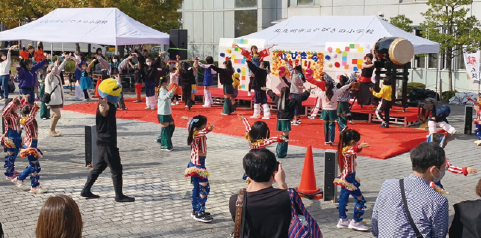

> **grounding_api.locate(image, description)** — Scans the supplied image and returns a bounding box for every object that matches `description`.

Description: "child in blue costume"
[1,98,22,180]
[12,103,46,193]
[76,60,96,102]
[197,56,216,108]
[428,104,455,135]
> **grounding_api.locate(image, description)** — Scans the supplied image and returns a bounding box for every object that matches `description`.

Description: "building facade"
[179,0,481,92]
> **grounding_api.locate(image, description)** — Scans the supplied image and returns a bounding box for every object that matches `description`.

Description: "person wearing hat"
[80,78,135,202]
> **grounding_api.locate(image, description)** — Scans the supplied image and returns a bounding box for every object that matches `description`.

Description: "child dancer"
[337,72,357,131]
[12,103,46,193]
[197,56,216,107]
[157,77,178,152]
[231,73,241,109]
[370,77,392,128]
[184,115,214,222]
[320,81,351,145]
[427,103,455,136]
[76,60,95,102]
[265,86,310,158]
[283,58,306,125]
[235,44,274,96]
[246,60,271,119]
[427,132,477,193]
[2,98,22,180]
[169,66,181,106]
[333,129,370,231]
[70,52,86,101]
[210,60,235,115]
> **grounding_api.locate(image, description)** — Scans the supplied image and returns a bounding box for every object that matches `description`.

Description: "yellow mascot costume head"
[98,78,122,103]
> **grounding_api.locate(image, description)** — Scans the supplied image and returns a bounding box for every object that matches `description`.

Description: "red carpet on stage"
[63,97,428,159]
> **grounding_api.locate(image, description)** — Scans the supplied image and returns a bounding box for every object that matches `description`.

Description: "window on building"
[428,54,439,68]
[298,0,314,5]
[235,10,258,37]
[456,47,466,70]
[414,29,426,68]
[235,0,257,8]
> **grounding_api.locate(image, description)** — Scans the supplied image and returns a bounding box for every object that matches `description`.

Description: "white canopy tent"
[240,16,439,54]
[0,8,169,46]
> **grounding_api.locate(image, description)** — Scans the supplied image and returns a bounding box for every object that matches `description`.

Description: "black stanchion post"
[465,105,473,135]
[85,125,98,166]
[324,150,338,202]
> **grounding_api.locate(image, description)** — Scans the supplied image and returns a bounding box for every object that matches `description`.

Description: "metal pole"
[115,45,118,55]
[50,43,53,57]
[62,43,64,52]
[436,55,440,100]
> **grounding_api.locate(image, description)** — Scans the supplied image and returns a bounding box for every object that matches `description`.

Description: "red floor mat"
[63,97,428,159]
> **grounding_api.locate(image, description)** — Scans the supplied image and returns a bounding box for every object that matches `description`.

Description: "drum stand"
[374,61,411,111]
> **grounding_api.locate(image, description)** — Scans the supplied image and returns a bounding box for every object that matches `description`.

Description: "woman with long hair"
[36,195,83,238]
[320,80,351,145]
[246,60,271,119]
[180,61,196,110]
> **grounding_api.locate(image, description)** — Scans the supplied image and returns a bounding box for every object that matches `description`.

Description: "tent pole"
[115,45,118,55]
[62,43,64,52]
[50,43,53,57]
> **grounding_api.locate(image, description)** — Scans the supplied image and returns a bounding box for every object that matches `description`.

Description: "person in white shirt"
[0,46,15,100]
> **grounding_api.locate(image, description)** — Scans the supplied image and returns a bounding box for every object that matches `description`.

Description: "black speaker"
[465,105,473,135]
[324,150,338,202]
[85,125,99,166]
[169,29,188,60]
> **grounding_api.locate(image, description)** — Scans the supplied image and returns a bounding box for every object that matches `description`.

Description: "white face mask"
[112,59,117,63]
[146,62,152,66]
[82,67,87,70]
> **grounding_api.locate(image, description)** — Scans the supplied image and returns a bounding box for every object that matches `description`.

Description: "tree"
[421,0,481,91]
[0,0,182,33]
[390,15,414,33]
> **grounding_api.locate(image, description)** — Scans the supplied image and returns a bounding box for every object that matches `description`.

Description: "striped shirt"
[242,118,282,150]
[190,127,213,166]
[2,101,20,134]
[340,145,362,176]
[337,72,357,102]
[372,174,449,238]
[22,105,39,148]
[446,158,468,176]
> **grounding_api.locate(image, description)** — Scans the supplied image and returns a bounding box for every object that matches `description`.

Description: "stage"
[63,93,429,160]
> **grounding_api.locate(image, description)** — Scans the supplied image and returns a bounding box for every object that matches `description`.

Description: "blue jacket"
[18,59,47,89]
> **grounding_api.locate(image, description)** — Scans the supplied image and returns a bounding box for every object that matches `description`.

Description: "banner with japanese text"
[464,49,481,82]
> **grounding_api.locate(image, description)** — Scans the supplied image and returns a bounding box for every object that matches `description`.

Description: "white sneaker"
[308,116,315,119]
[348,220,369,231]
[247,92,251,97]
[161,148,174,152]
[250,115,261,119]
[145,107,150,110]
[336,219,350,229]
[202,104,211,108]
[30,186,47,194]
[171,102,176,106]
[82,99,88,102]
[151,107,156,111]
[176,101,179,105]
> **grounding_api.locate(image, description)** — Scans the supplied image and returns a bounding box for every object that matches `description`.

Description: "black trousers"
[248,76,254,92]
[376,99,392,125]
[91,145,123,178]
[182,83,192,106]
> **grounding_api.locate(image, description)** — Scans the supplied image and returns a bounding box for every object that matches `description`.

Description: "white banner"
[464,49,481,82]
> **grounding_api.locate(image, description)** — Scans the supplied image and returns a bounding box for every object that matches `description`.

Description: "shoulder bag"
[42,83,58,104]
[288,188,323,238]
[399,179,423,238]
[231,188,246,238]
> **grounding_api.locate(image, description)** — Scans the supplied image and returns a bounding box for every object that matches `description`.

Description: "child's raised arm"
[87,59,96,72]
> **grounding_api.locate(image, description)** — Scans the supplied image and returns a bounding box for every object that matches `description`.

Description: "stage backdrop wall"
[219,38,375,94]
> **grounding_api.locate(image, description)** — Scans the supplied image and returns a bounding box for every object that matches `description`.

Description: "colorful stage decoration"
[324,42,371,74]
[271,50,324,79]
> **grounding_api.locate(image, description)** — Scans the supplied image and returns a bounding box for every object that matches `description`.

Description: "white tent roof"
[0,8,169,45]
[241,16,439,54]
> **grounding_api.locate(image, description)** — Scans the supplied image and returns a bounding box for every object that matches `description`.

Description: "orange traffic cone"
[93,77,101,98]
[296,145,323,200]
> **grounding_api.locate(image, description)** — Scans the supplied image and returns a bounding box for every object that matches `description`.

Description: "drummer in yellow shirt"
[370,78,392,128]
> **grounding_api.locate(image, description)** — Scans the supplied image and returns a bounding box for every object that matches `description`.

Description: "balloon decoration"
[334,62,340,68]
[327,47,333,53]
[333,54,338,59]
[271,50,324,79]
[325,55,331,60]
[336,48,341,53]
[328,62,333,68]
[226,49,232,53]
[237,68,241,73]
[220,53,225,57]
